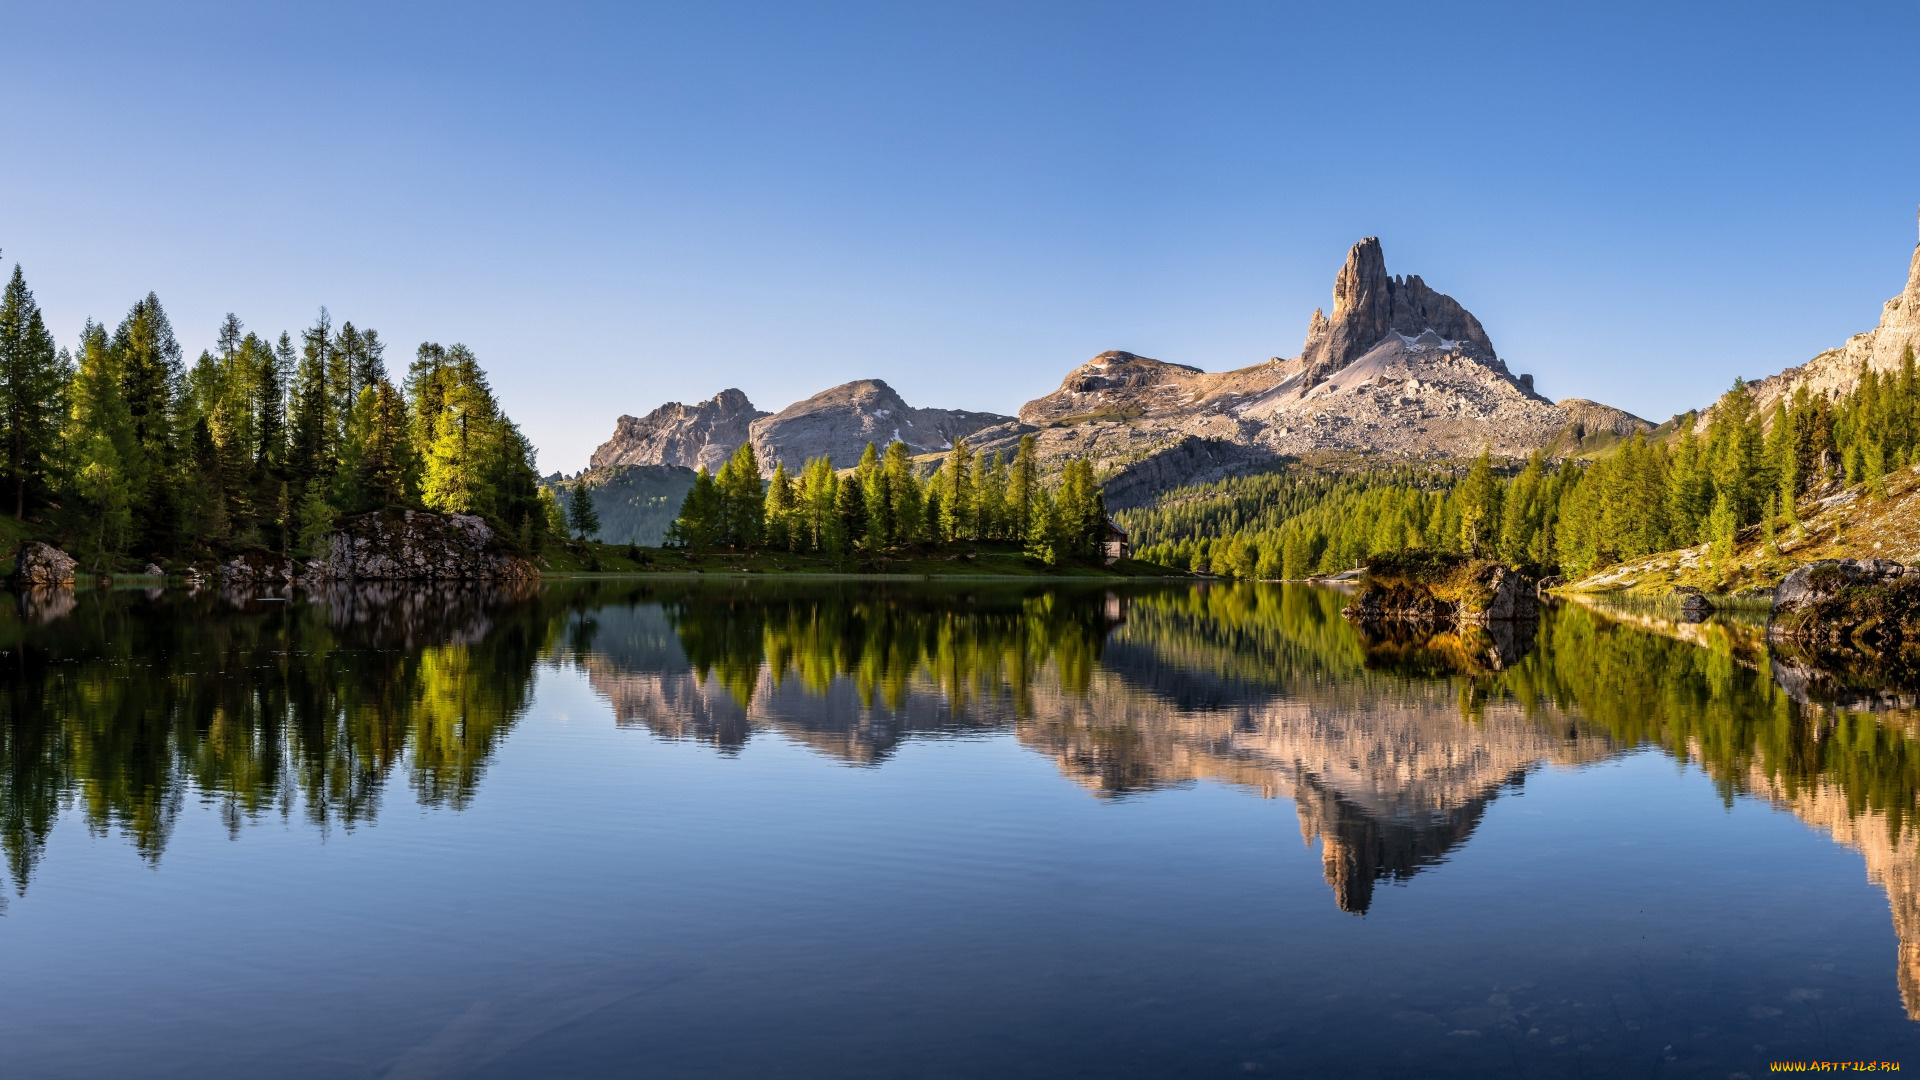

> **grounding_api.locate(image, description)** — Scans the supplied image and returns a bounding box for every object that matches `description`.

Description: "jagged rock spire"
[1297,237,1496,389]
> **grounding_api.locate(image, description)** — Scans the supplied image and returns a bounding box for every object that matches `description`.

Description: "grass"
[537,539,1181,578]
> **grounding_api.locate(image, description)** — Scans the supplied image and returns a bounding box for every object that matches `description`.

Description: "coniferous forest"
[1125,360,1920,582]
[0,257,553,571]
[666,435,1113,566]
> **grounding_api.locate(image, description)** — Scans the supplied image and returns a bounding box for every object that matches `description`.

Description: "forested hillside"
[1123,358,1920,584]
[0,257,554,571]
[566,464,697,546]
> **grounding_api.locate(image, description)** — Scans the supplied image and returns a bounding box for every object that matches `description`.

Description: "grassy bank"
[537,539,1180,578]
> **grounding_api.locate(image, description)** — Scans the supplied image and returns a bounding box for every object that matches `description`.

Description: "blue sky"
[5,2,1919,471]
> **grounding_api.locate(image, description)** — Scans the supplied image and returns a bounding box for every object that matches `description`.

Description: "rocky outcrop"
[216,512,538,587]
[1556,398,1654,440]
[589,389,767,473]
[11,542,77,586]
[1296,236,1496,391]
[747,379,1011,473]
[1017,351,1238,426]
[305,511,539,583]
[1704,210,1920,430]
[1342,555,1539,627]
[1770,558,1920,648]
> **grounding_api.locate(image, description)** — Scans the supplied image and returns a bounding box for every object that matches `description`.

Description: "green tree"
[567,480,602,540]
[112,293,183,552]
[765,460,796,550]
[0,265,68,519]
[1454,449,1501,556]
[940,438,976,541]
[354,380,412,508]
[668,467,719,549]
[1009,434,1038,541]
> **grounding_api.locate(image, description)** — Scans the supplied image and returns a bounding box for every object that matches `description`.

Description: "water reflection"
[0,584,554,893]
[7,578,1920,1017]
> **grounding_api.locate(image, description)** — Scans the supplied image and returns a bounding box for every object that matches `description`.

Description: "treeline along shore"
[0,254,558,573]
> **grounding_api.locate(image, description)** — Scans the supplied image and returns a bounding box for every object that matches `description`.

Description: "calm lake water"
[3,579,1920,1078]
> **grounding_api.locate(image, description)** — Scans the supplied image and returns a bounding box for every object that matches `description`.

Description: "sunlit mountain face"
[6,579,1920,1074]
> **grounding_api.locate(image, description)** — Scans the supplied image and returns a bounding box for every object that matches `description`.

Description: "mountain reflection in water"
[6,579,1920,1016]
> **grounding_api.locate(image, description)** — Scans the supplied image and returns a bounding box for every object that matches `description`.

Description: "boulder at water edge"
[12,541,77,586]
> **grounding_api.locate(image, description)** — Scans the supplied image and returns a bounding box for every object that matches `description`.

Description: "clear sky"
[6,2,1919,473]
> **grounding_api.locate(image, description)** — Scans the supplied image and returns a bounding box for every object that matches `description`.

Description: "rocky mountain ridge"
[590,379,1010,475]
[591,388,766,473]
[1701,211,1920,430]
[588,236,1649,497]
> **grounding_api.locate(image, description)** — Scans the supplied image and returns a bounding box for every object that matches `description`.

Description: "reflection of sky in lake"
[2,581,1918,1077]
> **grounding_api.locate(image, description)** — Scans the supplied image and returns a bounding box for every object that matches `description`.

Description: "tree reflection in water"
[7,578,1920,1012]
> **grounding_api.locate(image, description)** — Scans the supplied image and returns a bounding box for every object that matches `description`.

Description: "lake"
[2,578,1917,1078]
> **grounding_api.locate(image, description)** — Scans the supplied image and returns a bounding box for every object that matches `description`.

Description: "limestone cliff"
[748,379,1010,473]
[1296,236,1497,391]
[589,389,768,472]
[1704,210,1920,429]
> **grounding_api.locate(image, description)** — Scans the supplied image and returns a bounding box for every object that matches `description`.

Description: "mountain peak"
[1298,237,1495,391]
[589,389,768,472]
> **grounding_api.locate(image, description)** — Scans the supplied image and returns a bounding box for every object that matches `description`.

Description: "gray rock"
[1679,592,1714,621]
[12,541,77,586]
[1774,558,1910,616]
[143,563,164,577]
[302,510,539,584]
[589,388,767,473]
[1461,566,1539,623]
[749,379,1011,473]
[595,234,1654,503]
[1700,208,1920,435]
[1296,236,1497,392]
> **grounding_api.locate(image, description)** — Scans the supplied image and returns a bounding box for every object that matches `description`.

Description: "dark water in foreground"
[3,580,1920,1078]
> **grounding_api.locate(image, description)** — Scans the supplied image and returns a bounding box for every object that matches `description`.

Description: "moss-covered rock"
[1342,552,1538,625]
[1770,558,1920,650]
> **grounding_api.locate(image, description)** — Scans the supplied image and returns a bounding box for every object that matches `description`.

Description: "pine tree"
[356,379,412,507]
[289,311,337,503]
[1024,486,1060,566]
[882,441,921,546]
[1497,452,1544,564]
[668,467,718,549]
[976,451,1008,539]
[66,321,135,568]
[1009,434,1038,541]
[0,265,68,519]
[714,442,764,548]
[862,457,892,551]
[416,345,499,515]
[295,486,335,557]
[765,461,796,550]
[113,293,183,552]
[1708,488,1737,579]
[1454,449,1501,556]
[567,481,601,540]
[186,416,231,542]
[940,438,975,541]
[834,466,864,552]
